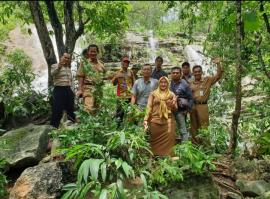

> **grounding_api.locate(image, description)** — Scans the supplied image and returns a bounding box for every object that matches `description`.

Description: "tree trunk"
[260,0,270,35]
[255,33,270,79]
[28,1,57,89]
[63,1,86,54]
[45,1,65,58]
[64,0,76,53]
[228,1,243,155]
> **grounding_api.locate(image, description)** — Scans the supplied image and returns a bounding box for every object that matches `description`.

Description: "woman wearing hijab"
[144,76,177,156]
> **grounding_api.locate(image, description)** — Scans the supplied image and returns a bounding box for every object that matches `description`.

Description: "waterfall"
[183,45,213,75]
[29,25,48,94]
[148,30,158,63]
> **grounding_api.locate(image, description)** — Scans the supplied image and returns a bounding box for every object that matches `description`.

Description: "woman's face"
[159,78,168,91]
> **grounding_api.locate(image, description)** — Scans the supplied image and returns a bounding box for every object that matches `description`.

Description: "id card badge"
[199,90,204,96]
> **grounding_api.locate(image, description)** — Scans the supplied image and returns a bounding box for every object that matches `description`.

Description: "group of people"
[50,44,223,157]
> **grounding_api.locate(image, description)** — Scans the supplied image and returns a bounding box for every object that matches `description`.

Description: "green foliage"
[0,158,7,197]
[55,85,156,198]
[0,17,16,41]
[197,121,230,154]
[150,158,183,186]
[255,130,270,155]
[173,142,216,174]
[83,2,130,39]
[56,83,216,198]
[128,2,167,31]
[0,49,49,118]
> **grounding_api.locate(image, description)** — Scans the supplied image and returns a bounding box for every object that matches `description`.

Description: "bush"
[0,158,7,197]
[0,49,49,121]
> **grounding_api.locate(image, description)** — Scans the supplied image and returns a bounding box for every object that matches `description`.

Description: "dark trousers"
[115,98,131,128]
[50,86,75,128]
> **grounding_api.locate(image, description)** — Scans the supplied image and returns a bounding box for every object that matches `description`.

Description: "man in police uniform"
[190,57,223,143]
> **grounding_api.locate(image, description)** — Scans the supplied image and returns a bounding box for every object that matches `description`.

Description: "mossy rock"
[0,124,51,170]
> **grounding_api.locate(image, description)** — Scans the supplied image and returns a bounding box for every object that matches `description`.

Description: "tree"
[228,1,243,155]
[0,1,130,88]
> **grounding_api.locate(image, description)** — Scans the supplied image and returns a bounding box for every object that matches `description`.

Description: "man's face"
[155,59,163,70]
[193,67,203,81]
[122,60,129,70]
[88,47,98,60]
[171,69,181,81]
[142,66,152,78]
[60,53,71,66]
[182,65,190,76]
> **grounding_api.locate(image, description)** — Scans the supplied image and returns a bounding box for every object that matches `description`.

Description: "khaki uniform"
[144,92,176,156]
[76,60,106,112]
[190,66,223,142]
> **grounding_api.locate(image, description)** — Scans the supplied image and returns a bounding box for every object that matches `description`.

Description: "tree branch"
[64,0,75,53]
[28,1,57,88]
[260,0,270,35]
[74,1,85,39]
[45,1,65,58]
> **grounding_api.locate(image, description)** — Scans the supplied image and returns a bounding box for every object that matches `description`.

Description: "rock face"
[9,161,72,199]
[0,124,51,170]
[166,175,219,199]
[236,179,270,197]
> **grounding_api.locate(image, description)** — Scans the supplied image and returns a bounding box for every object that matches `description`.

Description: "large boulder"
[9,161,73,199]
[0,124,51,170]
[236,179,270,197]
[166,175,219,199]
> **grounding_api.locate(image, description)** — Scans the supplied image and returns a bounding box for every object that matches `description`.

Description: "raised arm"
[211,57,224,85]
[51,63,61,76]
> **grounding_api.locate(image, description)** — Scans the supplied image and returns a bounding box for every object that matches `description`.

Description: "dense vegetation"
[0,1,269,198]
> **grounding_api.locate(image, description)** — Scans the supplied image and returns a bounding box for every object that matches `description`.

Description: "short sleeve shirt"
[131,78,158,110]
[112,69,135,99]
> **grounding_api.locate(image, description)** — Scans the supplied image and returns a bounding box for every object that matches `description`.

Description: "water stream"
[147,30,158,63]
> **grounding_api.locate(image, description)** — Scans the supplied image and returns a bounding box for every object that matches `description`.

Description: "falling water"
[148,30,158,63]
[183,45,213,75]
[29,25,49,93]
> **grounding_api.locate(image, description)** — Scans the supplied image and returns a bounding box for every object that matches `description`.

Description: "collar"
[120,68,129,73]
[172,79,181,84]
[153,68,162,72]
[143,77,151,83]
[193,77,204,84]
[89,59,101,65]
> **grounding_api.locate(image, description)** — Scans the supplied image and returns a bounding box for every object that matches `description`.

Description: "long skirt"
[149,118,176,156]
